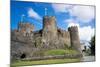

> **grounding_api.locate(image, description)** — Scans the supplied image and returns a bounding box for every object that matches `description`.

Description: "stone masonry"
[11,16,82,60]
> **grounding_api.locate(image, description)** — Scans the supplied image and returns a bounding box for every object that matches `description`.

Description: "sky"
[11,1,95,44]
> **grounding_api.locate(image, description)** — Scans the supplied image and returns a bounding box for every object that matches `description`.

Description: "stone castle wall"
[11,16,82,59]
[57,29,71,47]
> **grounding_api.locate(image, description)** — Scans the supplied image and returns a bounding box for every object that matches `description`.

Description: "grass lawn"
[11,58,81,67]
[44,49,79,56]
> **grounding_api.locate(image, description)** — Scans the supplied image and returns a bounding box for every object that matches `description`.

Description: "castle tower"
[42,16,57,43]
[43,16,57,30]
[68,26,82,53]
[43,16,57,35]
[18,22,34,36]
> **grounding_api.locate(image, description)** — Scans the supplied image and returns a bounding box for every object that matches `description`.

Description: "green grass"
[44,49,79,56]
[65,49,79,55]
[11,58,81,67]
[44,49,66,55]
[11,49,81,67]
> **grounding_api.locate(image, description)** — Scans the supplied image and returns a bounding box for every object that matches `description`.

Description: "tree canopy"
[89,36,95,56]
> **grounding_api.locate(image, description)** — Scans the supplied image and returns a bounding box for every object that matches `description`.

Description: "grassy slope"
[11,58,80,67]
[44,49,79,56]
[11,49,81,67]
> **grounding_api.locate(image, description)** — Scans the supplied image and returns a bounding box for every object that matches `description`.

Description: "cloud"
[52,4,73,13]
[79,26,94,41]
[66,19,95,41]
[64,19,79,27]
[28,8,42,21]
[69,6,95,22]
[52,4,95,23]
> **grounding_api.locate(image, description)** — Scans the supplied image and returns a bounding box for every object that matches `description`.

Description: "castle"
[11,16,82,59]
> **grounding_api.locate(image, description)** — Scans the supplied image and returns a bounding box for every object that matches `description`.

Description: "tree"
[89,36,95,56]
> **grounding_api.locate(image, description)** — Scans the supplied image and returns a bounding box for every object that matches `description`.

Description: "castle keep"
[11,16,82,59]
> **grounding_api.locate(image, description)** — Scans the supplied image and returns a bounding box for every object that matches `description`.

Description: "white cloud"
[28,8,42,21]
[66,19,95,41]
[69,6,95,22]
[64,19,79,27]
[52,4,95,23]
[79,26,95,41]
[52,4,73,13]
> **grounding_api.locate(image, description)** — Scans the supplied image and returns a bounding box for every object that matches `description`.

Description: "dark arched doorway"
[20,53,26,59]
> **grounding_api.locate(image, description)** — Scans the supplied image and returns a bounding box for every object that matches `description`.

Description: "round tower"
[68,26,82,53]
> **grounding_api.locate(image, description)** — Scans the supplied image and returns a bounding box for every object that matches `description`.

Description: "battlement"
[68,26,78,28]
[68,26,78,32]
[43,16,55,19]
[18,22,34,32]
